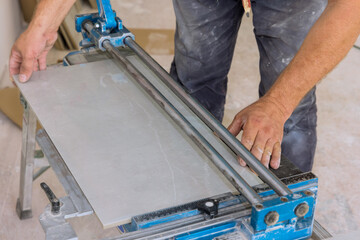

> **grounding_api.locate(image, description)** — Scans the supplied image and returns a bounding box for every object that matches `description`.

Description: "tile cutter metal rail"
[15,0,332,239]
[81,10,292,205]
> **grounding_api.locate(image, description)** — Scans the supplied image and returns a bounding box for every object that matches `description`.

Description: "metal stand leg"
[16,102,37,219]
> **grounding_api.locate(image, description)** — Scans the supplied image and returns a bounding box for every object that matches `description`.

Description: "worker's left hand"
[227,96,289,169]
[9,26,57,83]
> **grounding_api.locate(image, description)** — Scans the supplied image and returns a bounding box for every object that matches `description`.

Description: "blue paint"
[136,210,201,230]
[250,191,315,232]
[175,222,237,240]
[116,177,318,239]
[241,216,314,240]
[96,0,117,30]
[74,0,134,49]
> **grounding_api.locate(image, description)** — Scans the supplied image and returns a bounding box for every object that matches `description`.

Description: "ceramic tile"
[15,58,261,228]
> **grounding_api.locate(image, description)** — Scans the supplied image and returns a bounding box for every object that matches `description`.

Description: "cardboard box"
[131,28,174,55]
[0,87,41,129]
[19,0,37,23]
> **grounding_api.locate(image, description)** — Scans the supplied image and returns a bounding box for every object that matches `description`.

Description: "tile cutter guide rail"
[15,0,332,239]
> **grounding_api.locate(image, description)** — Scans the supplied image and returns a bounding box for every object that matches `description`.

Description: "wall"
[0,0,23,88]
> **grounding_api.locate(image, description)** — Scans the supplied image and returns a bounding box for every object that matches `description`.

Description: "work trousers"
[170,0,328,172]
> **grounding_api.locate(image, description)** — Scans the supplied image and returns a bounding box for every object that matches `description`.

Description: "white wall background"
[0,0,24,88]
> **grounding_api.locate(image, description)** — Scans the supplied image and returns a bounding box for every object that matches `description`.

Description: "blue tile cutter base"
[75,0,134,51]
[113,171,318,240]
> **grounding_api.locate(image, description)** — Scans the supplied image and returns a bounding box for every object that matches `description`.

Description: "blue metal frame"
[119,177,318,240]
[96,0,117,30]
[175,222,238,240]
[250,191,315,232]
[74,0,134,50]
[240,216,314,240]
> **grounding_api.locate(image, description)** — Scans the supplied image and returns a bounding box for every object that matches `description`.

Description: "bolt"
[205,201,214,208]
[280,197,288,202]
[264,211,279,226]
[304,190,314,196]
[295,203,309,218]
[95,23,100,28]
[255,204,263,210]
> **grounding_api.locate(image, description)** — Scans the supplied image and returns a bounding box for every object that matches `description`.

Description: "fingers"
[261,139,277,168]
[246,137,282,170]
[228,115,244,137]
[33,60,39,72]
[270,142,281,169]
[227,99,286,171]
[9,49,33,83]
[19,56,34,83]
[238,123,258,167]
[229,118,282,169]
[261,141,273,169]
[9,49,22,76]
[228,114,247,167]
[251,130,271,162]
[246,133,281,169]
[38,55,47,71]
[9,30,52,83]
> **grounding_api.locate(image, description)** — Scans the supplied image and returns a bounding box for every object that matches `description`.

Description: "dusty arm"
[228,0,360,169]
[9,0,76,82]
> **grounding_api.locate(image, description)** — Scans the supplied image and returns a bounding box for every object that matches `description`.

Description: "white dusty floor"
[1,1,360,239]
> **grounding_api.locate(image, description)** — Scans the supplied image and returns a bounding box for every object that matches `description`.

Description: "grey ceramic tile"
[14,58,260,228]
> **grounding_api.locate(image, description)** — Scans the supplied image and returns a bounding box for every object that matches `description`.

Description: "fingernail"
[19,74,27,83]
[240,160,246,167]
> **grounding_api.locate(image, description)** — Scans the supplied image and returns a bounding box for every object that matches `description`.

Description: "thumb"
[227,114,244,137]
[19,57,34,83]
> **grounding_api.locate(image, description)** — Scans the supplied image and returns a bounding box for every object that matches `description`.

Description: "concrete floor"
[1,1,360,239]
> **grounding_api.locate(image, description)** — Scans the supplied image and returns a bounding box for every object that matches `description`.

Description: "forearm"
[9,0,76,81]
[266,0,360,118]
[27,0,77,35]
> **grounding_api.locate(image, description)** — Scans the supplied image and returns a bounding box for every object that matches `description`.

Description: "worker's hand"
[9,27,57,83]
[227,96,289,169]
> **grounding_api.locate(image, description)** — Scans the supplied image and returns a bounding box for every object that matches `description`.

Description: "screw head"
[280,197,288,202]
[264,211,279,226]
[304,190,314,196]
[295,203,310,218]
[255,204,263,210]
[205,201,214,207]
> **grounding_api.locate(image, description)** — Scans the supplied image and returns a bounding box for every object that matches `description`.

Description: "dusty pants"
[170,0,328,172]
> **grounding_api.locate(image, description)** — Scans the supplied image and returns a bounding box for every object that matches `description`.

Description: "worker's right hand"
[227,96,289,170]
[9,26,58,83]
